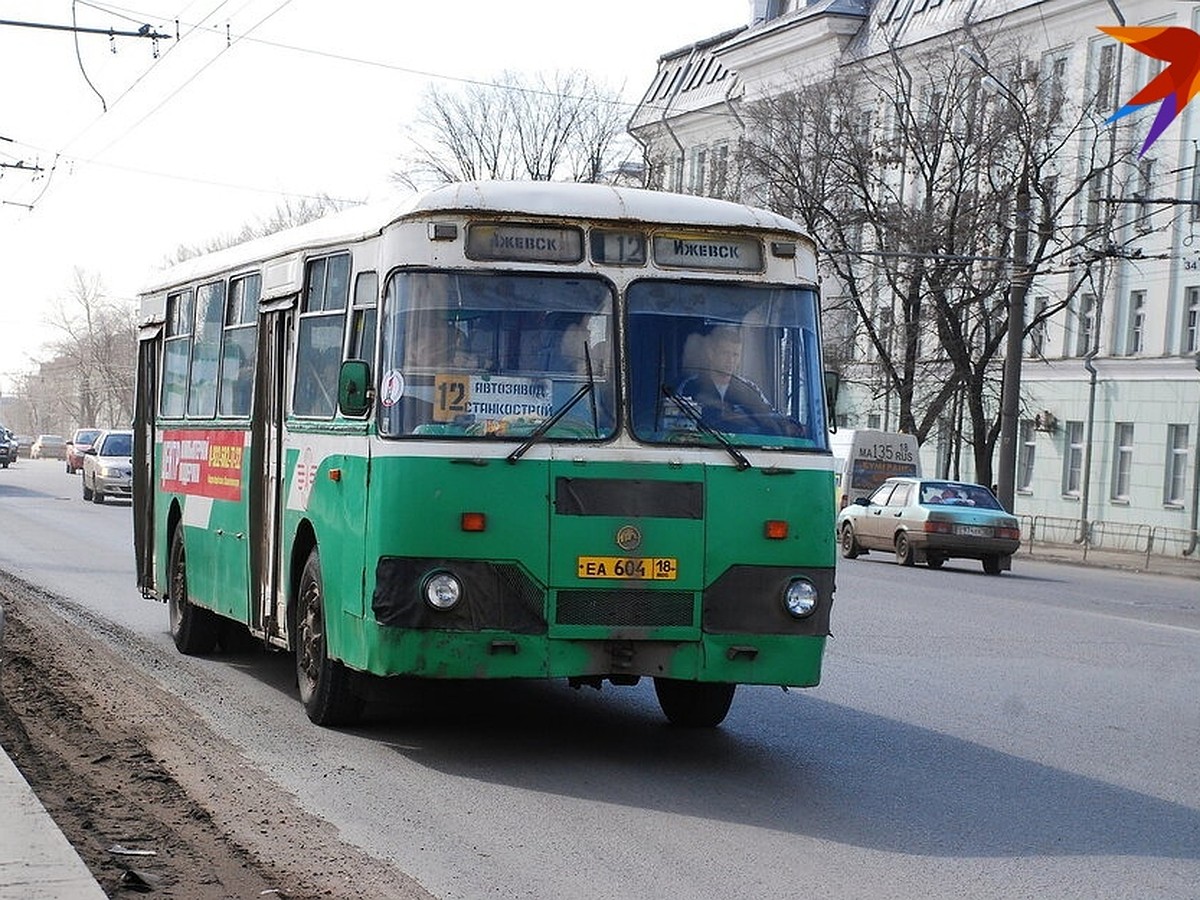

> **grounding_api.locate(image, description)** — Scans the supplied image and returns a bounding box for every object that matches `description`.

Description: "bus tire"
[894,532,915,567]
[168,528,218,655]
[295,548,363,727]
[653,678,736,728]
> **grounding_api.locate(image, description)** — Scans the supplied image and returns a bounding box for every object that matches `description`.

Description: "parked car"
[0,428,16,467]
[66,427,102,474]
[82,429,133,503]
[30,434,67,460]
[15,435,33,458]
[836,477,1021,575]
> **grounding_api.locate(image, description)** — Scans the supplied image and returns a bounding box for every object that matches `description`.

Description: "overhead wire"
[6,0,699,212]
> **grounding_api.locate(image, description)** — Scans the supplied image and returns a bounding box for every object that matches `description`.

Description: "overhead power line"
[0,18,170,39]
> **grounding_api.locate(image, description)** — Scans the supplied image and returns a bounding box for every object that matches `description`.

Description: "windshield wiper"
[507,362,598,464]
[660,384,751,471]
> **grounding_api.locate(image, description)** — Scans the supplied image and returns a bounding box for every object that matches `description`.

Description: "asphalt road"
[2,457,1198,899]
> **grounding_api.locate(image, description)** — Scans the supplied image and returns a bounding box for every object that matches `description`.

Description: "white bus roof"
[139,181,809,295]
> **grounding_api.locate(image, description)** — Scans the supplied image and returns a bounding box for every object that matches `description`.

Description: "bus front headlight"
[423,572,462,611]
[783,578,818,618]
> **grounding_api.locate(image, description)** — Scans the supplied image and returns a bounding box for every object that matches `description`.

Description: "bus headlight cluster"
[783,578,818,618]
[423,572,462,610]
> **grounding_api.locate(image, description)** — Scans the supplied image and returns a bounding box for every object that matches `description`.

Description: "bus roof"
[139,181,809,295]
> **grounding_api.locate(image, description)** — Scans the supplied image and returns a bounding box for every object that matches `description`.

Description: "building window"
[1018,419,1036,491]
[710,143,729,198]
[1062,420,1084,496]
[1185,287,1200,354]
[1192,149,1200,221]
[689,146,707,195]
[1136,158,1154,232]
[1164,424,1190,506]
[1085,177,1102,229]
[1093,41,1116,113]
[1126,290,1145,355]
[1028,296,1048,357]
[1111,422,1134,501]
[1074,293,1095,357]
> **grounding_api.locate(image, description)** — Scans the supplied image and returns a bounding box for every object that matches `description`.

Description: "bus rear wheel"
[167,528,218,655]
[295,548,363,727]
[653,678,736,727]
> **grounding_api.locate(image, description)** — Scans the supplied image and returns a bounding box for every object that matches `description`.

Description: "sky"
[0,0,746,394]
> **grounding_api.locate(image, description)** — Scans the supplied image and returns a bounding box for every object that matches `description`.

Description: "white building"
[630,0,1200,548]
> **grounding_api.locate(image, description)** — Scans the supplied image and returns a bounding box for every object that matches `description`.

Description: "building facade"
[629,0,1200,544]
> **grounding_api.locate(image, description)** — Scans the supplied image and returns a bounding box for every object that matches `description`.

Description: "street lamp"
[960,47,1029,512]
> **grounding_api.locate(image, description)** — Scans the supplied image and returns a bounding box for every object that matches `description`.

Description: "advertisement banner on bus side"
[160,429,246,501]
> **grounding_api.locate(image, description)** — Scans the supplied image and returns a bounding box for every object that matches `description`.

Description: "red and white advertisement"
[160,429,246,502]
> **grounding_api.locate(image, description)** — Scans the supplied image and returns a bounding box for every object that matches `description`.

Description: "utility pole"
[995,167,1030,513]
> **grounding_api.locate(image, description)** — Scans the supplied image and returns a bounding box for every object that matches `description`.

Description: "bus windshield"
[379,271,616,440]
[627,280,827,451]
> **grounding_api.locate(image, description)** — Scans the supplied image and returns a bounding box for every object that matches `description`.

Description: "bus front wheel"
[167,528,218,655]
[295,548,363,727]
[653,678,736,728]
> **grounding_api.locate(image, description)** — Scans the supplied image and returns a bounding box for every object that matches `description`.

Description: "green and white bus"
[133,181,836,728]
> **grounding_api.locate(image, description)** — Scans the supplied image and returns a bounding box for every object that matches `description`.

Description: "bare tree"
[170,195,352,263]
[393,70,636,189]
[30,268,137,431]
[738,35,1141,486]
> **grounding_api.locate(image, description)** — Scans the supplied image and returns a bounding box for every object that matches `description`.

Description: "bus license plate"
[954,525,991,537]
[577,556,678,580]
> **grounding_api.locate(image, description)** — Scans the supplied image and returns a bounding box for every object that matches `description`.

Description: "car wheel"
[92,487,105,504]
[839,523,861,559]
[926,553,946,569]
[66,462,72,474]
[295,548,363,726]
[653,678,736,727]
[82,477,93,501]
[167,527,219,654]
[895,532,915,567]
[982,555,1003,576]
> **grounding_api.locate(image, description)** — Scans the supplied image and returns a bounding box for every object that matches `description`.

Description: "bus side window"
[294,254,350,418]
[350,271,378,367]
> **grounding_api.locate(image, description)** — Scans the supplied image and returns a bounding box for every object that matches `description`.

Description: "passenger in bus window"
[555,315,608,378]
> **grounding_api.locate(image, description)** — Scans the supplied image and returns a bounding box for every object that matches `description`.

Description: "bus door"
[250,301,294,646]
[133,325,161,598]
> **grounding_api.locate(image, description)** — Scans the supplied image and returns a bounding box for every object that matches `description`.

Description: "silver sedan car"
[836,477,1021,575]
[82,429,133,504]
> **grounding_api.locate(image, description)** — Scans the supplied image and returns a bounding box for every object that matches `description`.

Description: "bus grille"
[555,590,695,627]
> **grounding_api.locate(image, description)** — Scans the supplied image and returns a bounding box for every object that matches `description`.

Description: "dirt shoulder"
[0,577,433,900]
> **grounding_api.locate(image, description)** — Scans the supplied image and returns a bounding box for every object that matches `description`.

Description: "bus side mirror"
[823,370,840,429]
[338,359,373,417]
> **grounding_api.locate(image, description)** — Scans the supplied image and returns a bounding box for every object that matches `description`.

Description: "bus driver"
[675,324,778,431]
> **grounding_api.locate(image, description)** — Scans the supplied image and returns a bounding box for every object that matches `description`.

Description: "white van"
[830,429,921,509]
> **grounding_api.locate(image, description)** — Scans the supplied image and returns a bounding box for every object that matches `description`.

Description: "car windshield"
[378,271,616,441]
[75,429,101,444]
[100,433,133,456]
[627,280,827,450]
[919,482,1002,509]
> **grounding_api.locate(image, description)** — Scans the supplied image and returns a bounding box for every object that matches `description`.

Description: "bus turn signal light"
[764,520,788,540]
[461,512,487,532]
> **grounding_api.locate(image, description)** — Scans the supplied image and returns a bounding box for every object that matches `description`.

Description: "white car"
[82,430,133,503]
